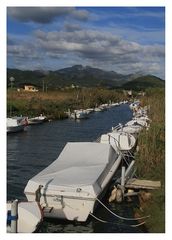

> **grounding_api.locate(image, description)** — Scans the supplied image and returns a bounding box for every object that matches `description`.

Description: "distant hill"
[122,75,165,90]
[7,65,131,89]
[7,69,45,88]
[7,66,164,90]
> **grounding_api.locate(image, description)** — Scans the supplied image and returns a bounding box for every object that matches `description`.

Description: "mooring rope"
[95,197,150,221]
[89,212,146,228]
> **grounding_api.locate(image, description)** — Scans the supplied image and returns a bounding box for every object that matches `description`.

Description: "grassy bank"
[7,87,127,119]
[135,88,165,232]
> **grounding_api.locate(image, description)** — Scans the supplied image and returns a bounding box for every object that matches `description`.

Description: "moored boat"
[100,131,137,152]
[24,142,122,222]
[27,115,47,125]
[7,201,43,233]
[112,123,143,135]
[7,117,28,133]
[69,109,89,119]
[125,119,149,128]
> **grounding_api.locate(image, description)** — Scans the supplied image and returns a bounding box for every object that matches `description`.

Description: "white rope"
[95,197,150,221]
[89,213,107,223]
[89,212,146,228]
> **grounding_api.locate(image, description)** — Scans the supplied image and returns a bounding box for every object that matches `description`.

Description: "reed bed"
[7,88,125,119]
[135,88,165,232]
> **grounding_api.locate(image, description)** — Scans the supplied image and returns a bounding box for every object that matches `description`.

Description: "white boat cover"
[25,142,119,198]
[126,119,148,127]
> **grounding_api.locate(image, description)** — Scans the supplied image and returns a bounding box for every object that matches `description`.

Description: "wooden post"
[11,199,18,233]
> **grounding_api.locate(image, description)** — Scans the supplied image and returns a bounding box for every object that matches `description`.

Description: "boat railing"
[112,123,123,132]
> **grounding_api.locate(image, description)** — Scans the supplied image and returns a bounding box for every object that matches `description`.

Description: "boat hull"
[7,201,43,233]
[7,125,25,133]
[28,119,44,125]
[44,196,95,222]
[25,146,122,222]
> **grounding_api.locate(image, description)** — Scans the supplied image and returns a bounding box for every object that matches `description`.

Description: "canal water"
[7,104,144,233]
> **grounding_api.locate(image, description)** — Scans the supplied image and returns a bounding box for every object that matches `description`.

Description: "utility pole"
[9,76,15,116]
[9,76,15,89]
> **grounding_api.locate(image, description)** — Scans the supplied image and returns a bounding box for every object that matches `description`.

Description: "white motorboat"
[85,108,94,114]
[122,125,143,135]
[24,142,122,222]
[111,102,120,107]
[129,101,140,110]
[7,117,28,133]
[70,110,89,119]
[125,119,148,128]
[133,116,150,122]
[100,131,137,152]
[27,115,47,125]
[7,201,43,233]
[94,107,103,112]
[112,123,143,135]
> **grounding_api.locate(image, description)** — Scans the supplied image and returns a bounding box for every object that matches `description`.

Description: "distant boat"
[85,108,94,114]
[7,117,28,133]
[111,102,120,107]
[7,201,43,233]
[100,131,137,152]
[27,115,47,125]
[129,101,140,110]
[94,107,103,112]
[24,142,122,222]
[70,110,89,119]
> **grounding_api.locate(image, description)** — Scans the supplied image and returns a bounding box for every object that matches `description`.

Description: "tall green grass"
[135,88,165,232]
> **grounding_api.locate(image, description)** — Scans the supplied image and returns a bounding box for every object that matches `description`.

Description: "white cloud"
[7,21,165,78]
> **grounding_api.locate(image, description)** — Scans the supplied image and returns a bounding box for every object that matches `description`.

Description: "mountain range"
[7,65,165,90]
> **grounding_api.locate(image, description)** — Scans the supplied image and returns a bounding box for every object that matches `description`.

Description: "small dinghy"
[7,201,43,233]
[24,142,122,222]
[100,131,137,152]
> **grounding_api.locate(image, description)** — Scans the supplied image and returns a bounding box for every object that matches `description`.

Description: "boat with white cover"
[100,131,137,152]
[7,201,43,233]
[24,142,122,222]
[112,123,143,135]
[27,115,47,125]
[7,117,28,133]
[70,110,89,119]
[125,119,149,128]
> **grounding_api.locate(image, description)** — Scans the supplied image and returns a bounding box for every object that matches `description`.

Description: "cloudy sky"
[7,7,165,79]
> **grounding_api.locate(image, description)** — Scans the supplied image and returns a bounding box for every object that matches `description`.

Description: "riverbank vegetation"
[7,86,165,232]
[7,87,129,119]
[135,88,165,232]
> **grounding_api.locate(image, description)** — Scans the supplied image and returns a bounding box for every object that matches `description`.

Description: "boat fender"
[108,186,117,203]
[116,188,123,203]
[7,210,18,225]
